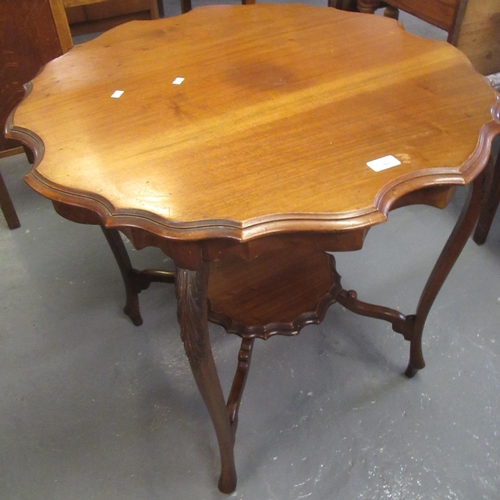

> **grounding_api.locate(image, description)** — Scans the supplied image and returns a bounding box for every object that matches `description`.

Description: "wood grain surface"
[8,4,500,241]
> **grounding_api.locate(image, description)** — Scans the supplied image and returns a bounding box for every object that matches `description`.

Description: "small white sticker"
[111,90,124,98]
[367,155,401,172]
[172,77,185,85]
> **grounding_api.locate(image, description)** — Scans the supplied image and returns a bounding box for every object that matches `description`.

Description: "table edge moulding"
[6,4,500,494]
[9,85,500,243]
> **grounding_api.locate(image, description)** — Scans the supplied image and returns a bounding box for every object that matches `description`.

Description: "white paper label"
[366,155,401,172]
[111,90,124,98]
[172,77,185,85]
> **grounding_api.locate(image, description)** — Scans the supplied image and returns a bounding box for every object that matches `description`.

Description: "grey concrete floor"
[2,3,500,499]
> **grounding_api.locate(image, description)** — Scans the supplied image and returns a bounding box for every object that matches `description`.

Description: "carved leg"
[176,264,237,494]
[406,175,484,377]
[227,338,255,434]
[474,153,500,245]
[357,0,380,14]
[0,171,20,229]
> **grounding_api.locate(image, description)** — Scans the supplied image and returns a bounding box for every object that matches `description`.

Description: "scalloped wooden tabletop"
[10,4,500,240]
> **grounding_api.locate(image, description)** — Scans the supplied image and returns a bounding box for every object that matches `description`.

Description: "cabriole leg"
[176,264,237,494]
[101,226,144,326]
[101,227,175,326]
[406,175,484,377]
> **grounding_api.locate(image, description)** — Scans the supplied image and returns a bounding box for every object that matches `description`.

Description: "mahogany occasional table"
[7,4,500,493]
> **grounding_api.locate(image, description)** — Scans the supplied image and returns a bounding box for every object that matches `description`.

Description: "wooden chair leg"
[180,0,192,13]
[474,150,500,245]
[357,0,380,14]
[384,5,399,19]
[156,0,164,17]
[329,0,359,9]
[182,0,255,13]
[0,171,20,229]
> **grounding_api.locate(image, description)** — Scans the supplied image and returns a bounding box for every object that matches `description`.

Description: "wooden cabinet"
[357,0,500,75]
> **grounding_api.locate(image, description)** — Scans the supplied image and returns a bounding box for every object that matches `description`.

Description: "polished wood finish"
[208,250,342,338]
[0,0,72,229]
[7,5,500,493]
[9,6,498,240]
[356,0,500,75]
[176,262,237,493]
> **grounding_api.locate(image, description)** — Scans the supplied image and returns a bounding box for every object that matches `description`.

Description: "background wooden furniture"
[0,0,73,229]
[7,5,499,492]
[180,0,255,14]
[357,0,500,75]
[63,0,160,36]
[358,0,457,29]
[329,0,358,10]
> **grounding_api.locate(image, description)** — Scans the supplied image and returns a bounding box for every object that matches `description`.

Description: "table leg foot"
[123,299,143,326]
[218,473,238,495]
[405,336,425,378]
[405,362,421,379]
[176,264,237,494]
